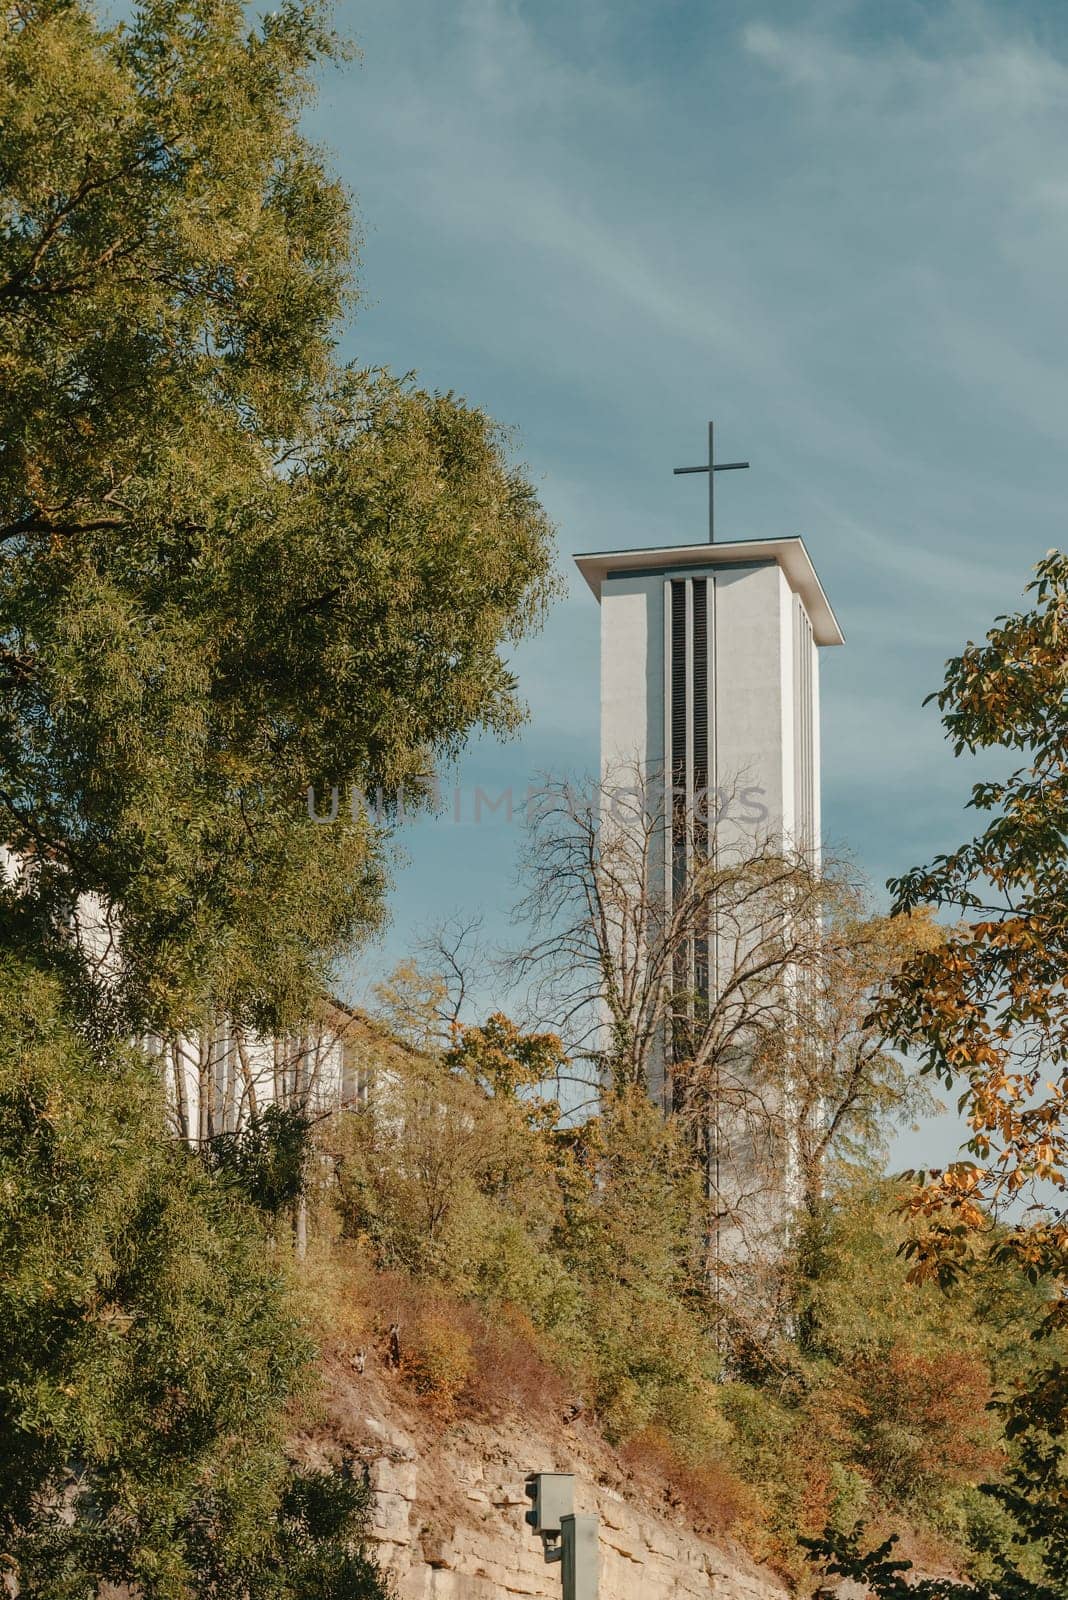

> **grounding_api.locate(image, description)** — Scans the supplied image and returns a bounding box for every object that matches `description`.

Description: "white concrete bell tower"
[575,420,842,857]
[574,533,843,855]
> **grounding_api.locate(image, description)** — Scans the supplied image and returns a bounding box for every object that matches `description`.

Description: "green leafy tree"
[0,953,388,1598]
[445,1011,568,1106]
[333,1050,566,1306]
[803,1520,1059,1600]
[883,550,1068,1277]
[806,551,1068,1599]
[0,1,554,1588]
[885,548,1068,1598]
[0,0,556,1035]
[371,959,453,1053]
[208,1103,312,1215]
[802,1525,993,1600]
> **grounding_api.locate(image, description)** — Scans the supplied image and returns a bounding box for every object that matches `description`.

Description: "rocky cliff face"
[304,1353,796,1600]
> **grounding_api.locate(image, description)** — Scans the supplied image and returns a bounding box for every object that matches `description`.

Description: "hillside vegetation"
[268,1005,1059,1588]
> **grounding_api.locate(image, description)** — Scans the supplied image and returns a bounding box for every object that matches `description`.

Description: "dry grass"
[298,1240,570,1423]
[374,1272,570,1421]
[619,1426,755,1538]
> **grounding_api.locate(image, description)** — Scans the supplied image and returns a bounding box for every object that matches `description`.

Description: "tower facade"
[575,536,843,855]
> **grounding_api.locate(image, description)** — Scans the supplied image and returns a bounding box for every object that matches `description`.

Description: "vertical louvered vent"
[692,579,708,797]
[667,576,716,1069]
[670,580,687,794]
[670,581,687,915]
[692,579,709,1009]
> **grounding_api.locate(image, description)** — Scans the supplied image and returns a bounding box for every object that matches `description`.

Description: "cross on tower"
[673,420,749,543]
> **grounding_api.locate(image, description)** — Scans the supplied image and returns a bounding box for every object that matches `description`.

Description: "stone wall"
[330,1392,793,1600]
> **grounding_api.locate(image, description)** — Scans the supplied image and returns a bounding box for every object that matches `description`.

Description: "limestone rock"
[372,1489,412,1543]
[357,1413,792,1600]
[374,1456,419,1500]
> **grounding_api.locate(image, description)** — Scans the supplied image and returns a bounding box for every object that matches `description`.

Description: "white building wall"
[713,561,788,843]
[2,845,355,1141]
[590,540,840,1158]
[600,560,798,843]
[779,567,797,847]
[811,626,823,864]
[156,1016,353,1143]
[600,574,663,776]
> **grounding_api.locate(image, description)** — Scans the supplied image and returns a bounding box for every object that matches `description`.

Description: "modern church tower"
[574,423,844,1128]
[575,535,843,850]
[575,423,843,859]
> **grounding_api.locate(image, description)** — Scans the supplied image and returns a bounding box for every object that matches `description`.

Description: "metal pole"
[561,1513,600,1600]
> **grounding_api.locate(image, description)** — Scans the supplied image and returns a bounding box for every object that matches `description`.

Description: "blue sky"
[310,0,1066,1153]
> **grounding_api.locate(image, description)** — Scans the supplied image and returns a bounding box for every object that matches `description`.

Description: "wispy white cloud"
[742,11,1068,119]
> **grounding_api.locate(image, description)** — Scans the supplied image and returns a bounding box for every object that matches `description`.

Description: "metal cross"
[673,420,749,543]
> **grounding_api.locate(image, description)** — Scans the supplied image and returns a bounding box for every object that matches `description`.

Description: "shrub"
[315,1050,1061,1584]
[208,1104,312,1215]
[834,1344,998,1502]
[619,1427,754,1535]
[400,1304,474,1413]
[331,1059,561,1301]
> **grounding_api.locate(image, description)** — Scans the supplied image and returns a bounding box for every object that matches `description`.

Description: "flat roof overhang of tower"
[573,536,845,647]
